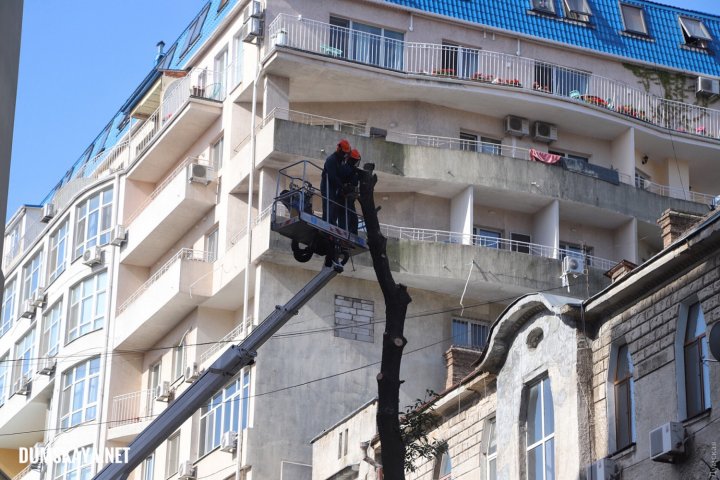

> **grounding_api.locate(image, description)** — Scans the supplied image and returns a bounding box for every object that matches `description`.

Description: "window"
[14,327,36,386]
[157,42,177,71]
[531,0,556,14]
[474,227,502,249]
[60,358,101,430]
[199,371,250,455]
[166,432,180,478]
[181,2,211,57]
[173,336,186,381]
[563,0,591,22]
[0,353,9,406]
[148,361,161,416]
[329,16,404,70]
[49,220,69,282]
[511,233,532,254]
[559,242,593,266]
[434,451,452,480]
[460,132,478,152]
[53,446,94,480]
[74,188,113,258]
[142,454,154,480]
[681,301,711,418]
[206,227,219,262]
[214,47,229,99]
[233,33,244,86]
[620,4,649,35]
[534,63,589,97]
[635,169,650,190]
[549,151,589,163]
[67,272,107,342]
[679,17,712,49]
[1,277,16,337]
[441,42,458,73]
[486,418,497,480]
[613,344,636,450]
[22,250,43,301]
[481,137,502,156]
[452,318,490,350]
[41,300,63,358]
[211,136,224,170]
[338,428,349,458]
[525,376,555,480]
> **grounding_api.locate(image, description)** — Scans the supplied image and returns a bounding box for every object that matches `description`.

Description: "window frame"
[434,450,452,480]
[480,136,502,156]
[48,218,69,283]
[173,335,187,381]
[451,317,490,350]
[199,370,250,456]
[328,16,405,70]
[13,326,36,387]
[563,0,591,22]
[53,446,94,480]
[232,32,244,87]
[166,432,181,478]
[59,358,101,430]
[206,227,219,262]
[73,187,113,259]
[142,454,154,480]
[675,299,711,420]
[180,2,211,58]
[0,352,8,406]
[211,135,225,170]
[608,343,636,452]
[485,416,498,480]
[679,16,712,49]
[531,0,556,15]
[524,375,555,480]
[1,276,16,337]
[460,131,479,152]
[41,298,63,358]
[22,249,44,301]
[620,4,649,36]
[66,271,108,343]
[473,227,503,249]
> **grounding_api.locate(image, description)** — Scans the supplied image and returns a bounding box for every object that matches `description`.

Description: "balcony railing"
[267,14,720,140]
[199,316,253,365]
[378,223,617,271]
[110,389,153,427]
[116,248,214,314]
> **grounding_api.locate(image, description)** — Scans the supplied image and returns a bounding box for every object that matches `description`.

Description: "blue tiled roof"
[384,0,720,77]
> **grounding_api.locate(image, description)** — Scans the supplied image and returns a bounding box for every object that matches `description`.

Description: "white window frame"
[74,187,113,258]
[53,446,94,480]
[1,277,16,337]
[620,4,649,36]
[460,131,478,152]
[48,219,69,283]
[531,0,556,14]
[22,250,43,301]
[211,136,224,171]
[42,299,63,358]
[173,335,187,381]
[563,0,591,21]
[199,373,244,456]
[679,17,712,44]
[451,317,490,350]
[232,33,244,88]
[473,227,502,249]
[166,432,180,478]
[67,271,107,343]
[675,299,711,420]
[329,16,404,70]
[206,227,219,262]
[214,47,229,100]
[142,454,154,480]
[14,326,36,386]
[60,358,101,430]
[525,376,555,480]
[435,451,452,480]
[485,417,497,480]
[0,352,9,406]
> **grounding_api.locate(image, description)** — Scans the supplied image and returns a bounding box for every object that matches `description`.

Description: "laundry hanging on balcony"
[529,148,562,164]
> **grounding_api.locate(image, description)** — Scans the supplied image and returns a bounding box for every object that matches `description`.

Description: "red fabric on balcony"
[529,149,562,164]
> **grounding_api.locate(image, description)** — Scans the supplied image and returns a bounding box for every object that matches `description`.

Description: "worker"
[321,139,351,226]
[340,148,361,234]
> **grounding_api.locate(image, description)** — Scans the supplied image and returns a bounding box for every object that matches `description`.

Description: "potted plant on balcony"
[432,68,456,77]
[502,78,522,87]
[533,82,551,92]
[472,72,494,82]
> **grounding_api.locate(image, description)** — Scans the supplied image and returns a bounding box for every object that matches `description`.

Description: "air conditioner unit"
[178,461,196,480]
[242,0,263,23]
[220,431,238,453]
[504,115,530,137]
[31,287,47,308]
[533,121,558,143]
[185,363,200,383]
[240,17,263,43]
[187,163,212,185]
[82,246,103,266]
[110,225,127,247]
[697,76,720,96]
[13,377,31,396]
[41,203,56,223]
[650,422,685,463]
[30,443,45,470]
[155,381,171,402]
[37,357,57,376]
[21,299,36,319]
[585,458,616,480]
[562,255,584,275]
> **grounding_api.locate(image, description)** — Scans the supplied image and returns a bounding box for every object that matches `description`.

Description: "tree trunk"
[357,164,411,480]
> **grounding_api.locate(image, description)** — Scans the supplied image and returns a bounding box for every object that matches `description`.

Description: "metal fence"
[110,389,154,427]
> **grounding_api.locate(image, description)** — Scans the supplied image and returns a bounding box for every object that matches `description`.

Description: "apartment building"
[1,0,719,479]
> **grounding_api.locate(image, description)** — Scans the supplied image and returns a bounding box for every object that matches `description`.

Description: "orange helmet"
[350,149,361,161]
[337,139,351,153]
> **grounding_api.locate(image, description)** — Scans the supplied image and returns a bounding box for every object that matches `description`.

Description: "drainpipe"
[238,36,263,480]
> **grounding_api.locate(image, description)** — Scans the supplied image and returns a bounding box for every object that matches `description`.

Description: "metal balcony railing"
[110,389,154,427]
[267,14,720,140]
[199,316,253,365]
[116,248,214,314]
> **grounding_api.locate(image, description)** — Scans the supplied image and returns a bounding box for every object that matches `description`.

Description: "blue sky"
[7,0,720,220]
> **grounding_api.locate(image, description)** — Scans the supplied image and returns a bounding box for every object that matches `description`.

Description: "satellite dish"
[709,323,720,362]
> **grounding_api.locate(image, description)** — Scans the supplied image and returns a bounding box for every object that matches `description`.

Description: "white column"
[450,186,474,245]
[532,200,559,258]
[666,157,690,200]
[610,127,635,185]
[262,74,290,120]
[614,218,637,264]
[257,168,278,214]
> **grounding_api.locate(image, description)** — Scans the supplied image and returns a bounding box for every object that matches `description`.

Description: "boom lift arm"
[92,263,343,480]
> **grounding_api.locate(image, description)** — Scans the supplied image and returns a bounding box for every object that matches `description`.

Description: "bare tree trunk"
[357,164,411,480]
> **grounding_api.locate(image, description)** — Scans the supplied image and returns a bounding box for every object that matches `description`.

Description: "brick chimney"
[657,209,704,248]
[443,346,482,389]
[604,260,637,283]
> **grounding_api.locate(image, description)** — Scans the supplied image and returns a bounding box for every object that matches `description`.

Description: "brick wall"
[443,346,482,389]
[334,294,374,342]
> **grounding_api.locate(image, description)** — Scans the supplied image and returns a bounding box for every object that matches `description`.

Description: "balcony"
[0,373,52,449]
[267,14,720,140]
[107,389,160,442]
[114,249,213,350]
[121,158,217,267]
[127,69,224,183]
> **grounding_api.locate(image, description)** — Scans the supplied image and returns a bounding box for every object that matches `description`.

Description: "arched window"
[434,451,452,480]
[681,301,711,418]
[525,376,554,480]
[613,344,635,450]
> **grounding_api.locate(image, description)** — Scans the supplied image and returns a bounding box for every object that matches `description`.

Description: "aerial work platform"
[271,161,368,262]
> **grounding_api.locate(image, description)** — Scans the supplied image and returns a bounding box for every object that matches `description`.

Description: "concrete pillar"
[450,186,474,245]
[257,168,278,214]
[613,218,637,264]
[610,127,634,185]
[532,200,559,258]
[665,157,690,200]
[262,74,290,120]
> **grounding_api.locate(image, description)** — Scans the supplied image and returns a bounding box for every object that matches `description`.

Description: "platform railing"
[110,389,154,427]
[267,14,720,139]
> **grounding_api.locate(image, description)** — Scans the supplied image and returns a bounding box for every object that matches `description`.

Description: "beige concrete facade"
[2,1,720,480]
